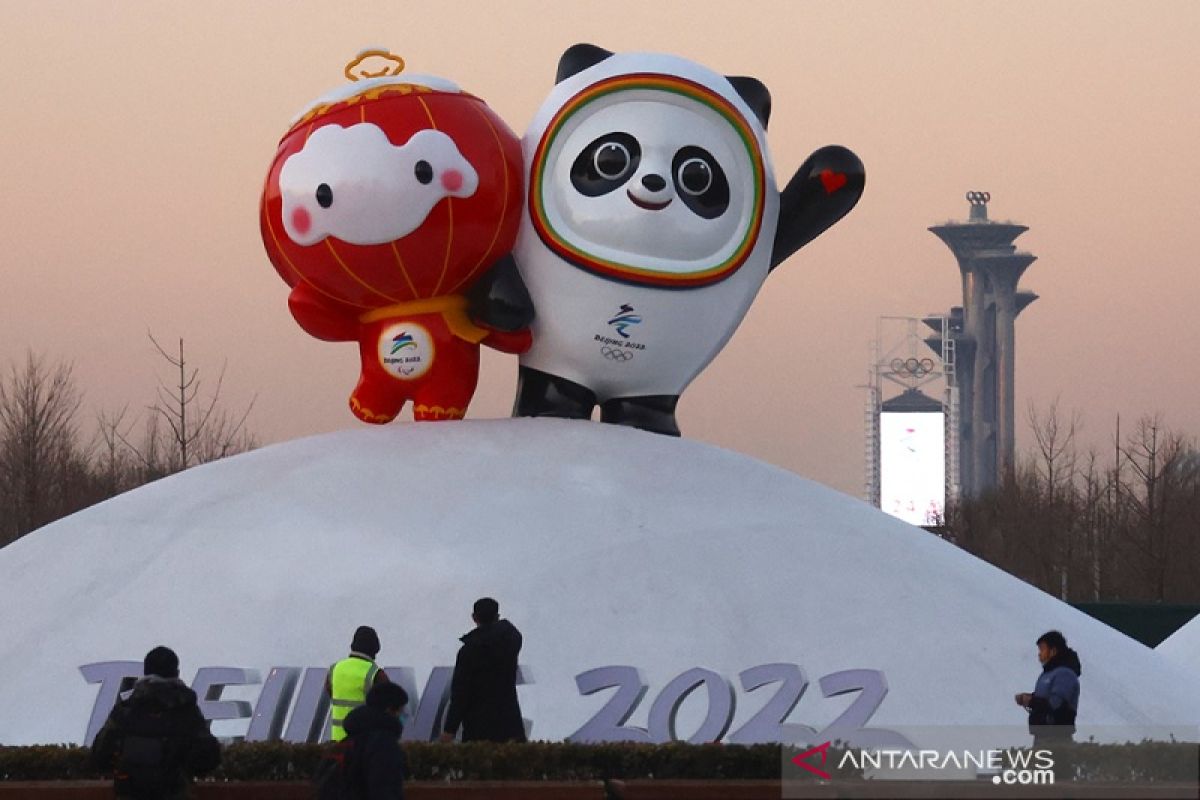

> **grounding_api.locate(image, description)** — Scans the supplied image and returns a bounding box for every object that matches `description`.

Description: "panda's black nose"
[641,174,666,192]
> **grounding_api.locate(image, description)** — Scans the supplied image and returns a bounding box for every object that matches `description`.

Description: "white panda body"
[516,51,780,401]
[516,233,770,399]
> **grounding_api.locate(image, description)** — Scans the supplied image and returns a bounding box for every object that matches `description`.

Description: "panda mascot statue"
[512,43,865,435]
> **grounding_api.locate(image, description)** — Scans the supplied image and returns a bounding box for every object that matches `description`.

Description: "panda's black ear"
[557,43,615,83]
[727,76,771,129]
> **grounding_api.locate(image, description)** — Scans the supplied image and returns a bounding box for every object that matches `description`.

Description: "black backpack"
[313,737,360,800]
[115,733,175,797]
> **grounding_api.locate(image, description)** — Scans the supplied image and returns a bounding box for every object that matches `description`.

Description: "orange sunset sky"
[1,1,1197,498]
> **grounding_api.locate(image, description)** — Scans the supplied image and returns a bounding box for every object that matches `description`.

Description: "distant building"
[927,192,1038,497]
[865,318,949,525]
[867,193,1039,514]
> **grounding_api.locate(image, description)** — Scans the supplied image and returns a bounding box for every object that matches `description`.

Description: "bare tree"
[944,405,1200,603]
[121,334,257,474]
[1115,416,1194,601]
[1025,400,1085,598]
[0,342,260,548]
[1028,398,1080,508]
[1077,449,1108,601]
[0,351,87,543]
[94,406,144,495]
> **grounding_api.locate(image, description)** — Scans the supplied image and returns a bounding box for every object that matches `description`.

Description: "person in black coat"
[440,597,527,743]
[342,682,410,800]
[90,646,221,800]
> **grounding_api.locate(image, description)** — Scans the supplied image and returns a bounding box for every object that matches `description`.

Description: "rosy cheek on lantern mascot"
[260,52,533,423]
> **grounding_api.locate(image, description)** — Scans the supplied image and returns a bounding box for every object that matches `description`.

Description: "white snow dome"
[1,419,1197,748]
[1158,613,1200,673]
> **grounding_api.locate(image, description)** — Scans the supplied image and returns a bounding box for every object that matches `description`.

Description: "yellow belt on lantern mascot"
[357,295,490,344]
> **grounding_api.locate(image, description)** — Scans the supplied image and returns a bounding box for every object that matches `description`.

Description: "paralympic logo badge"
[390,332,417,354]
[607,304,642,339]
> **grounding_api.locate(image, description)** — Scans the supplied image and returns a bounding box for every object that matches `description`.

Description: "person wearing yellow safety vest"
[324,625,391,742]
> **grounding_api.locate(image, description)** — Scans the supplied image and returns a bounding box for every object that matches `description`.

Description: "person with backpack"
[90,646,221,799]
[315,681,410,800]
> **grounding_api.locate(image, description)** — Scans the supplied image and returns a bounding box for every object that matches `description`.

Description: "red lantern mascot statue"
[260,51,533,423]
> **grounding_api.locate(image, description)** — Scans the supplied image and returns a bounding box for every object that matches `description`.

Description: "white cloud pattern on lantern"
[280,123,478,247]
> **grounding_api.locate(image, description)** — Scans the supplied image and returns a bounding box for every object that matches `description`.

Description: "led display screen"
[880,411,945,525]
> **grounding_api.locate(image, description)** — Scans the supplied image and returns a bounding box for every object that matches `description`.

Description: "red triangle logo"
[791,740,832,779]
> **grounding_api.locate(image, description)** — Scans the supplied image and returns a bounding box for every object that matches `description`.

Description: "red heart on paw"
[819,169,847,194]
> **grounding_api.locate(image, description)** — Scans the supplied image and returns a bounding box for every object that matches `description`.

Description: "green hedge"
[400,742,839,781]
[0,746,94,781]
[1,741,1195,783]
[1009,740,1199,783]
[0,742,842,782]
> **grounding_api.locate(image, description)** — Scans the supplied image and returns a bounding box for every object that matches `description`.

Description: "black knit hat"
[366,681,409,712]
[144,646,179,679]
[351,625,381,658]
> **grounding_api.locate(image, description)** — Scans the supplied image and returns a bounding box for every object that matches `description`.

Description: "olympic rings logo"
[966,191,991,205]
[601,346,634,362]
[890,357,935,377]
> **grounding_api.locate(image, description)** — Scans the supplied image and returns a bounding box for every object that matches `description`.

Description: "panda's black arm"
[466,252,535,331]
[770,145,866,271]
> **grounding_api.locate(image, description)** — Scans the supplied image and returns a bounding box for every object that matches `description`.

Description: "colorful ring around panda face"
[529,73,766,289]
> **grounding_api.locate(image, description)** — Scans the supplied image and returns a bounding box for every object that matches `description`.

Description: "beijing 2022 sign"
[81,660,910,748]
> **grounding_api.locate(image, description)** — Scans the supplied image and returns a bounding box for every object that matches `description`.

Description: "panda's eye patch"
[316,183,333,208]
[571,132,641,197]
[671,146,729,219]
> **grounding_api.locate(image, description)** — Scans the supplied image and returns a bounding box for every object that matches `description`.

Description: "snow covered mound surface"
[1158,614,1200,671]
[1,418,1197,746]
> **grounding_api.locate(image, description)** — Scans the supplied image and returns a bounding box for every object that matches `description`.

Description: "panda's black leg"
[513,366,597,420]
[599,395,681,437]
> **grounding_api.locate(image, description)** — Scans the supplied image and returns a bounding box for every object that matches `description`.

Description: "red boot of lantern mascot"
[260,50,533,423]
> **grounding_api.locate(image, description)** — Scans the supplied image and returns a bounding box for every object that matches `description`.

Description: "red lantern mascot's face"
[260,51,531,424]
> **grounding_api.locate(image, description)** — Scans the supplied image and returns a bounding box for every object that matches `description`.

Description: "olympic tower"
[927,192,1038,497]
